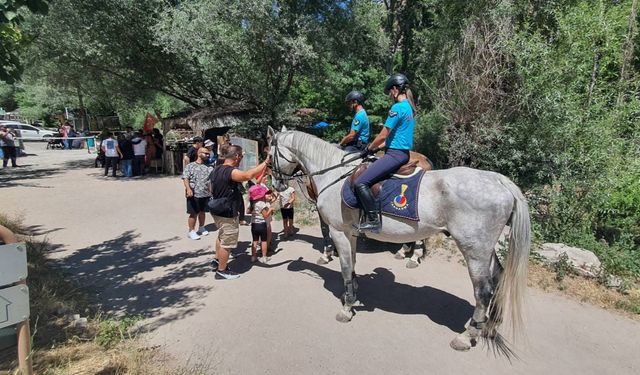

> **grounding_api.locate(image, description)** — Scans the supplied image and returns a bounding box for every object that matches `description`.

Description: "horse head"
[267,126,300,192]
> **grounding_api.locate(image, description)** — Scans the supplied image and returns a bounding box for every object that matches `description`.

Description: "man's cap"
[193,136,204,143]
[204,139,214,147]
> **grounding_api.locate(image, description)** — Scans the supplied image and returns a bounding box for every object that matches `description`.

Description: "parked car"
[1,122,57,139]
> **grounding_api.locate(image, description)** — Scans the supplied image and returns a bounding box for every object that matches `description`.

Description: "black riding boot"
[353,184,381,232]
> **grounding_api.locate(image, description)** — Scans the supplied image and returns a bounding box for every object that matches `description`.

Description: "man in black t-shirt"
[209,144,270,280]
[183,136,204,168]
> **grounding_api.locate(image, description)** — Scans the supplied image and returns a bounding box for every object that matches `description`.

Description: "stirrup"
[354,221,380,232]
[352,212,381,233]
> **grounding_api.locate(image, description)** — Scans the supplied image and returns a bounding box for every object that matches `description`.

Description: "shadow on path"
[23,224,64,236]
[0,166,62,188]
[288,258,473,333]
[285,232,405,255]
[53,230,212,327]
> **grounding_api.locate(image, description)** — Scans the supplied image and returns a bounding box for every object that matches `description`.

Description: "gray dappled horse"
[268,127,530,356]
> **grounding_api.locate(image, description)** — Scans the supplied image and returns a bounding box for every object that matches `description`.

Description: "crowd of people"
[97,127,164,178]
[181,142,300,280]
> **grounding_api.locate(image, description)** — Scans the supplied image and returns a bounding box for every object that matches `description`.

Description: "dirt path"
[3,143,639,375]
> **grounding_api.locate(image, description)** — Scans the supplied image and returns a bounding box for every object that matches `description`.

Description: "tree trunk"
[617,0,638,106]
[76,85,88,131]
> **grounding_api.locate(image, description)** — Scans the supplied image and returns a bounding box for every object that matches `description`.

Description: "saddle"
[347,151,431,198]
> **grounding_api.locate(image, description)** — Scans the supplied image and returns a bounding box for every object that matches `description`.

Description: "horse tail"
[484,174,531,358]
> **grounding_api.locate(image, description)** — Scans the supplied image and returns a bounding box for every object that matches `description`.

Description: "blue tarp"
[311,121,330,129]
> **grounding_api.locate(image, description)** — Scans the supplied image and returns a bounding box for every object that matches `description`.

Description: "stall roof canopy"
[163,104,258,135]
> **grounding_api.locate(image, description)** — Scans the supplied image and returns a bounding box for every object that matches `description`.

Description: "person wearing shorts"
[248,184,273,263]
[209,144,270,280]
[279,185,296,237]
[182,147,213,240]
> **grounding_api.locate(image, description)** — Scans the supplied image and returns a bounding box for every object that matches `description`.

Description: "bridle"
[269,133,377,199]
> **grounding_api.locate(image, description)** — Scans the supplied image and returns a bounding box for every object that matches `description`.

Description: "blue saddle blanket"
[341,169,425,221]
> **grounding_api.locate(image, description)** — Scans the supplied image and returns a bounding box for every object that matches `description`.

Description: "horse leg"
[450,251,502,352]
[317,215,335,264]
[331,229,358,323]
[395,242,412,259]
[406,240,426,269]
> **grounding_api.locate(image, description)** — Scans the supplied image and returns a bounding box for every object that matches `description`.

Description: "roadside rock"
[605,275,623,289]
[538,243,601,278]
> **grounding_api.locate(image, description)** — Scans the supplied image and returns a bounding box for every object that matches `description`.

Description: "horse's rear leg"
[450,252,502,351]
[331,229,358,323]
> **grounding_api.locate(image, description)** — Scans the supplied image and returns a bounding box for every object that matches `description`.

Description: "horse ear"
[280,125,288,132]
[267,126,276,142]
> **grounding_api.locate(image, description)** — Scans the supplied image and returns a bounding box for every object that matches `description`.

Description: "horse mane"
[282,131,346,171]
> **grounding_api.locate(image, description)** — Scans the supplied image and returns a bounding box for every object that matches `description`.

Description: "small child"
[248,185,274,263]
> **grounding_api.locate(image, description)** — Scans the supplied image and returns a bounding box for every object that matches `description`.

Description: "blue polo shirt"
[384,99,415,150]
[350,109,370,144]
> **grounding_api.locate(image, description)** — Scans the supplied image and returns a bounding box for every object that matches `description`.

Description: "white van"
[1,122,56,139]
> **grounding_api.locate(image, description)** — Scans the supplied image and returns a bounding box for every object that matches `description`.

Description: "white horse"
[268,127,530,356]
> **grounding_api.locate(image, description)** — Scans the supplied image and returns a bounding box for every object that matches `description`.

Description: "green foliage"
[553,252,574,282]
[0,0,48,83]
[615,296,640,314]
[95,316,141,349]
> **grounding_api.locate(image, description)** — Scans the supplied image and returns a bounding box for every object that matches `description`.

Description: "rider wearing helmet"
[353,73,417,231]
[339,90,370,153]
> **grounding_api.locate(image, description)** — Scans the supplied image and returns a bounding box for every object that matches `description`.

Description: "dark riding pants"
[354,148,410,187]
[344,140,367,153]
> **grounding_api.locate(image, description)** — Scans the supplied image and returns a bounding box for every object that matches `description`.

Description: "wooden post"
[16,318,32,375]
[0,226,32,375]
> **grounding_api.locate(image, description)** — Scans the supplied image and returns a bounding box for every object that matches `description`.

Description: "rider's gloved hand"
[360,148,372,159]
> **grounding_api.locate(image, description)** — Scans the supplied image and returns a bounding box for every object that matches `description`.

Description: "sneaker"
[211,258,219,270]
[215,268,240,280]
[188,230,201,240]
[259,257,271,264]
[198,227,209,236]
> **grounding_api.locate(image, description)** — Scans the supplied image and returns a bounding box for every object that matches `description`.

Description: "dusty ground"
[2,143,640,375]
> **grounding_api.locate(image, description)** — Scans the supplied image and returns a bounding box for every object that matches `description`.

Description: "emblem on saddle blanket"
[341,169,425,221]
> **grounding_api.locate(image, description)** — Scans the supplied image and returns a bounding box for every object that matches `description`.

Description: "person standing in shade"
[182,147,213,240]
[119,132,134,178]
[183,136,204,168]
[101,132,122,177]
[131,131,147,176]
[210,144,270,280]
[339,90,370,153]
[152,128,164,162]
[353,73,417,231]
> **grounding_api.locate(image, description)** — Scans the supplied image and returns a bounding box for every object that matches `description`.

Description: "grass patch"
[0,214,212,374]
[424,231,640,319]
[528,263,640,319]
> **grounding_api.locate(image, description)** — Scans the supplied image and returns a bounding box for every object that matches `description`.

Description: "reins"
[270,134,376,199]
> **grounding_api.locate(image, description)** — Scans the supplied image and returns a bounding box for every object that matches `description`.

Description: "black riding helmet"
[384,73,409,94]
[345,90,365,104]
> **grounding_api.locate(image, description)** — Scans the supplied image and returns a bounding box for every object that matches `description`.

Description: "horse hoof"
[450,334,472,352]
[406,260,419,269]
[317,256,330,265]
[335,311,353,323]
[394,251,406,260]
